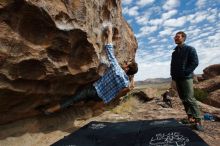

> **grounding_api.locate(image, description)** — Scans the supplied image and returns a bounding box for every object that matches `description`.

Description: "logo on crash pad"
[89,123,106,130]
[149,132,189,146]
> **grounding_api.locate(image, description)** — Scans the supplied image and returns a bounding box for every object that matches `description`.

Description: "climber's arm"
[115,87,130,98]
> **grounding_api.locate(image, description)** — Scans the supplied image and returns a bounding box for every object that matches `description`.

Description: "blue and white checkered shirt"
[93,44,129,103]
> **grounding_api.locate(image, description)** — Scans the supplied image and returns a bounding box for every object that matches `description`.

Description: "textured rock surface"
[194,64,220,108]
[203,64,220,79]
[204,89,220,108]
[0,0,137,124]
[195,76,220,92]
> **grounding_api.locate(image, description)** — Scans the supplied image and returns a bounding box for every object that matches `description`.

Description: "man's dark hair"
[176,31,187,41]
[126,62,138,75]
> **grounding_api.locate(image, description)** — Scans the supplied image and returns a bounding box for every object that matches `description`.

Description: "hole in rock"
[2,1,57,45]
[11,59,46,80]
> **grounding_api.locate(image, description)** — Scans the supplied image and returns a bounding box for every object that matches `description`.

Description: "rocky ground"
[0,92,219,146]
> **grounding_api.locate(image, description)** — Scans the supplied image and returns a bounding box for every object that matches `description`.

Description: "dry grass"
[111,97,141,114]
[111,83,171,115]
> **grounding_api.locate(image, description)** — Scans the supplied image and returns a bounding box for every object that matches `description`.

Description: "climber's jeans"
[175,78,201,121]
[59,85,101,109]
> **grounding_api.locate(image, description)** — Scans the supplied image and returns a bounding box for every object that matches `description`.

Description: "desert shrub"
[194,88,208,101]
[112,97,140,114]
[122,93,132,101]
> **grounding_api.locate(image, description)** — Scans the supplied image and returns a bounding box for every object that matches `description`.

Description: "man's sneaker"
[180,118,190,124]
[195,123,204,132]
[179,117,195,124]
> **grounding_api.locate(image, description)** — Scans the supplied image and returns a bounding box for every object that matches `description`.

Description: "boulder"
[202,64,220,79]
[194,76,220,92]
[0,0,137,124]
[204,89,220,108]
[131,88,157,102]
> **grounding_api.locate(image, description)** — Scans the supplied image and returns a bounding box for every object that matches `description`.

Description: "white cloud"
[206,8,218,22]
[136,16,149,25]
[185,11,214,24]
[122,7,129,14]
[207,33,220,46]
[195,48,220,74]
[207,14,217,22]
[186,9,219,24]
[136,25,158,38]
[159,28,174,37]
[210,8,218,14]
[148,18,163,25]
[196,0,207,9]
[162,10,178,20]
[191,12,207,24]
[134,61,170,81]
[127,19,133,25]
[186,14,196,22]
[148,37,157,44]
[123,6,139,16]
[135,12,151,25]
[122,0,133,5]
[136,62,167,78]
[187,31,220,74]
[135,49,172,81]
[136,0,155,6]
[198,31,212,38]
[186,28,202,41]
[164,16,187,27]
[148,6,163,14]
[163,0,180,10]
[161,38,168,43]
[187,25,197,31]
[190,40,220,74]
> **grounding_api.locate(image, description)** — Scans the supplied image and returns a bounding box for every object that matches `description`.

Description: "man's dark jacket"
[171,44,199,80]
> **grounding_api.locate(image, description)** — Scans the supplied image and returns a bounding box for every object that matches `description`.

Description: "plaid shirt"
[93,44,129,103]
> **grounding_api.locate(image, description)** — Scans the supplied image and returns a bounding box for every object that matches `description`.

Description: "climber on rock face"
[43,25,138,115]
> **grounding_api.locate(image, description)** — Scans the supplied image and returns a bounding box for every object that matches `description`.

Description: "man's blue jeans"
[60,85,101,109]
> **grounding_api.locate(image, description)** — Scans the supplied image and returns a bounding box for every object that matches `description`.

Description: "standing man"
[171,31,204,131]
[43,26,138,114]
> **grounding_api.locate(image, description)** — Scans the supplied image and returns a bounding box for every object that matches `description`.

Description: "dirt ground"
[0,95,219,146]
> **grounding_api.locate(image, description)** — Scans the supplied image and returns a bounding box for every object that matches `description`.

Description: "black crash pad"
[51,118,208,146]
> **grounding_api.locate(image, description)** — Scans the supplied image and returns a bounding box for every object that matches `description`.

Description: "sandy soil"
[0,96,219,146]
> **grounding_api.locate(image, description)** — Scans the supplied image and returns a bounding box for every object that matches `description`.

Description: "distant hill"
[135,77,171,85]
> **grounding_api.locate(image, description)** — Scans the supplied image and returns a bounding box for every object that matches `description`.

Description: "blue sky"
[122,0,220,81]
